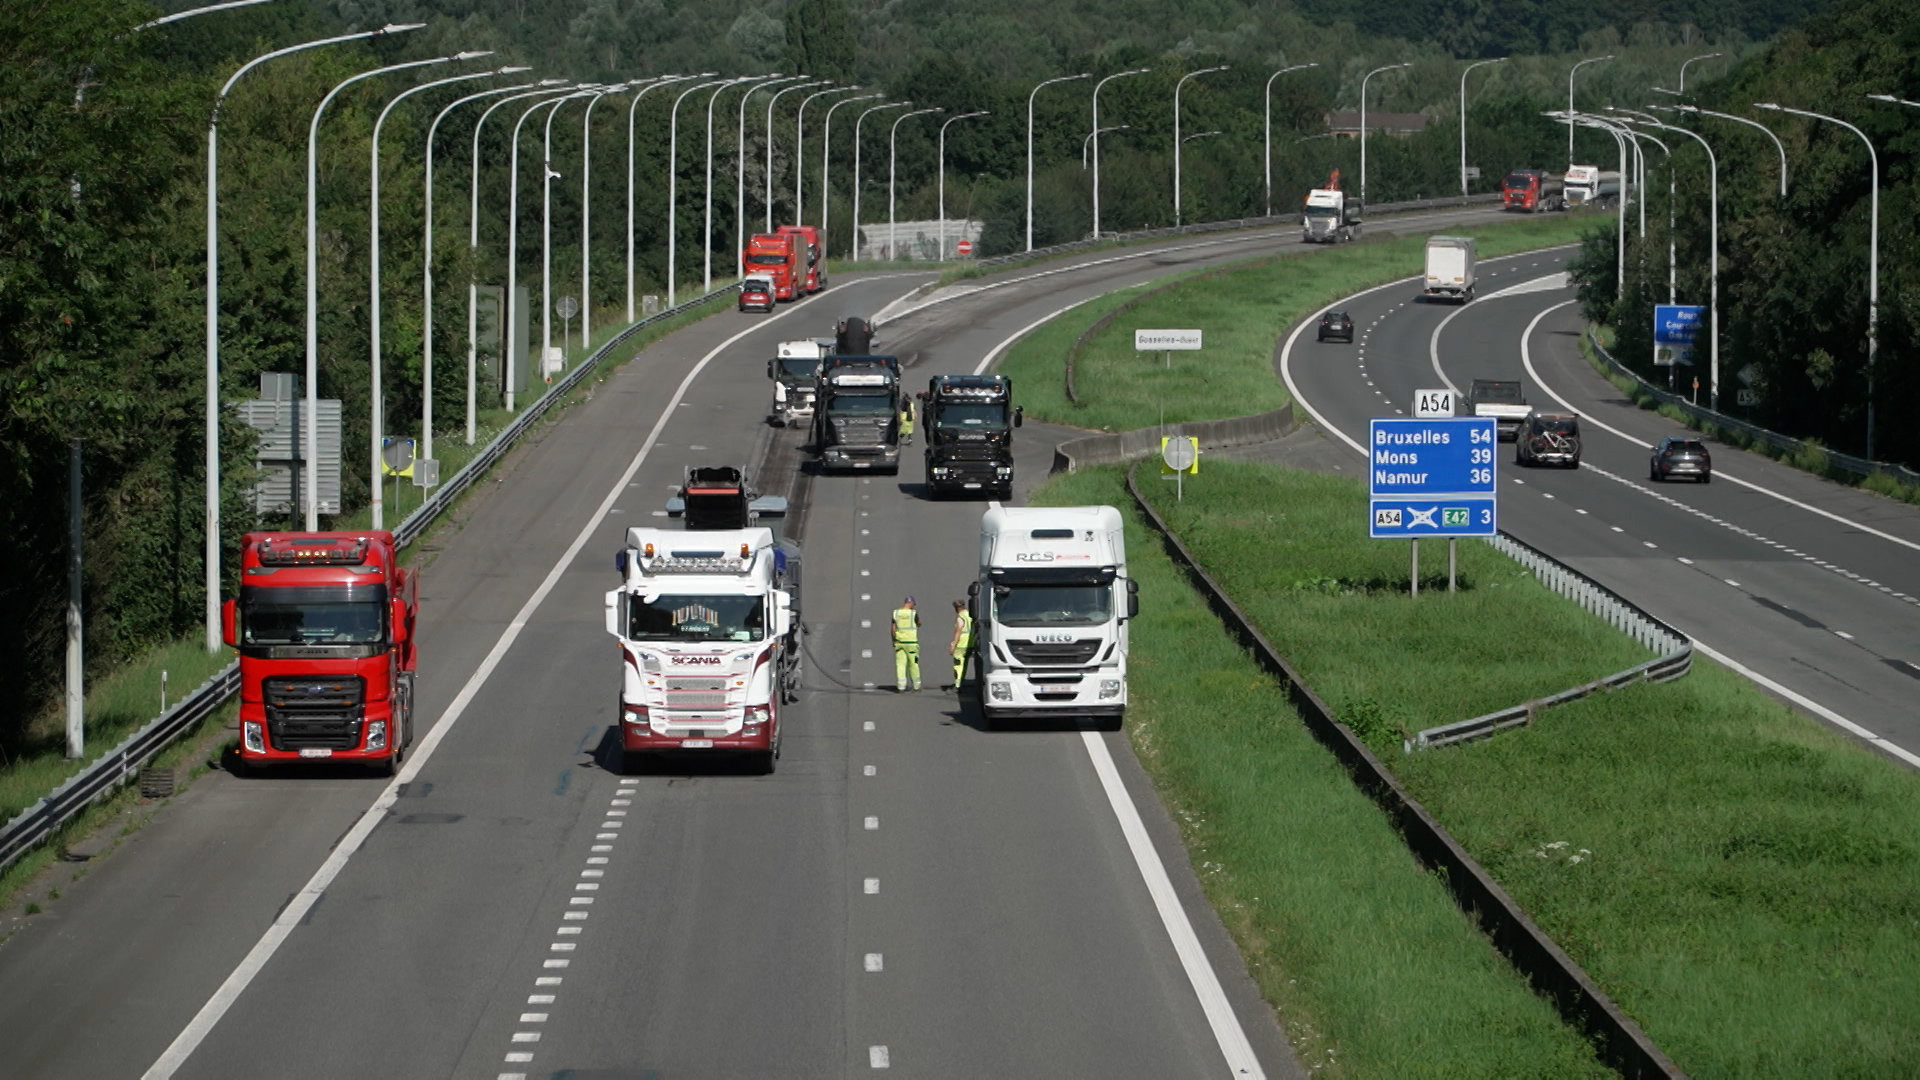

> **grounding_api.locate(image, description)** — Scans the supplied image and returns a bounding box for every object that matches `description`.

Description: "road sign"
[1652,304,1703,367]
[1135,329,1203,351]
[556,294,579,319]
[956,239,973,256]
[1160,436,1198,475]
[380,436,415,477]
[1736,389,1758,407]
[1413,388,1455,418]
[1368,417,1496,497]
[411,458,439,488]
[1368,497,1497,538]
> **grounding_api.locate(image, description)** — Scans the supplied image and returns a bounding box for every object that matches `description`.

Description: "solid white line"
[973,296,1107,375]
[140,281,891,1080]
[1691,638,1920,769]
[1515,301,1920,556]
[1080,731,1265,1078]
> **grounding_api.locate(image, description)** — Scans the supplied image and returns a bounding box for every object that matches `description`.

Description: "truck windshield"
[240,585,385,645]
[778,356,818,379]
[827,394,894,415]
[747,254,787,265]
[1304,206,1338,220]
[628,594,764,642]
[1502,173,1534,189]
[932,403,1007,429]
[995,584,1112,627]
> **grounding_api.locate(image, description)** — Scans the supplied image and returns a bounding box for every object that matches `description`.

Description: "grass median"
[1001,215,1593,434]
[1134,457,1920,1077]
[1032,465,1608,1077]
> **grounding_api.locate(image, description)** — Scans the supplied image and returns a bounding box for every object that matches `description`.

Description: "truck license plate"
[963,482,982,489]
[680,739,714,748]
[298,748,332,759]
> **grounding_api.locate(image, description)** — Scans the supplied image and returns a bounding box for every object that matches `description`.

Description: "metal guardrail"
[1587,329,1920,487]
[1408,530,1692,751]
[1123,462,1684,1079]
[0,284,734,877]
[972,193,1503,271]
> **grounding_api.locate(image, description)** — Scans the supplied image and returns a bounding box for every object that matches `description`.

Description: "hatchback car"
[1650,437,1711,482]
[738,276,775,313]
[1318,310,1354,342]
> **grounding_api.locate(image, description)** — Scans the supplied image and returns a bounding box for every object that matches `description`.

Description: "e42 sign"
[1367,416,1497,538]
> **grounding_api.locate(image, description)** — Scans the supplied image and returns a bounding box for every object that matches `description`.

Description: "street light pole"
[1758,102,1880,457]
[1027,73,1090,251]
[739,76,804,275]
[854,101,909,261]
[1673,104,1787,198]
[821,93,881,260]
[306,52,461,531]
[626,75,701,321]
[1567,55,1615,164]
[889,107,941,260]
[1679,53,1721,92]
[1084,125,1127,167]
[1458,57,1505,197]
[542,89,594,382]
[367,58,495,529]
[765,80,825,233]
[708,76,778,291]
[581,81,646,353]
[1359,62,1409,209]
[1616,109,1719,412]
[201,22,417,649]
[797,85,858,227]
[939,110,989,259]
[1093,68,1149,237]
[506,93,577,412]
[1174,65,1228,226]
[1264,63,1316,215]
[666,79,727,306]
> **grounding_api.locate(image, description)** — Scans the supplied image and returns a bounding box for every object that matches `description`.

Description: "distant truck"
[1423,236,1476,302]
[1564,166,1620,208]
[1302,186,1361,243]
[973,505,1136,730]
[767,338,830,427]
[224,531,417,775]
[1501,169,1565,212]
[1463,378,1530,441]
[812,355,904,473]
[743,232,800,300]
[776,224,827,293]
[606,466,800,774]
[921,374,1021,498]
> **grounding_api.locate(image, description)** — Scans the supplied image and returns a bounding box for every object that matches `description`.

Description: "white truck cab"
[973,505,1135,729]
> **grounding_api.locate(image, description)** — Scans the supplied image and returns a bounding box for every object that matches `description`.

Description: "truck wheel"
[1098,714,1123,733]
[749,750,776,775]
[369,752,397,779]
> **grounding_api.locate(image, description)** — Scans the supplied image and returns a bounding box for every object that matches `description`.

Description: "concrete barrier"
[1051,406,1297,475]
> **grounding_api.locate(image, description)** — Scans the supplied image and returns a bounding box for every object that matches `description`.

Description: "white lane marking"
[511,1033,540,1043]
[1835,631,1855,640]
[1080,731,1266,1078]
[1516,301,1920,557]
[863,765,877,777]
[535,976,561,986]
[528,995,555,1005]
[864,878,880,894]
[974,296,1106,375]
[1691,638,1920,769]
[1677,558,1694,565]
[139,268,917,1080]
[864,815,879,830]
[520,1013,548,1023]
[869,1045,891,1069]
[863,720,876,731]
[864,953,884,972]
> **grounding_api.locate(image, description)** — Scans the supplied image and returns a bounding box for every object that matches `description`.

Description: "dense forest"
[0,0,1887,753]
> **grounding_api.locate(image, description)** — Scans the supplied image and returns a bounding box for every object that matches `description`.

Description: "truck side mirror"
[1126,578,1140,619]
[1014,406,1024,428]
[776,593,793,638]
[605,590,622,637]
[390,598,409,644]
[767,359,776,379]
[221,599,237,648]
[615,549,629,575]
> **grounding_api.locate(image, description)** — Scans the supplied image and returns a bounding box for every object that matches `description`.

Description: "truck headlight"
[744,706,769,729]
[1098,679,1123,701]
[989,681,1012,702]
[996,467,1011,477]
[242,721,264,754]
[366,720,388,750]
[622,706,649,726]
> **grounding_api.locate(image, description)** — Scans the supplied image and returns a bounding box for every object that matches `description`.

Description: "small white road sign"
[1414,388,1456,418]
[1134,329,1203,351]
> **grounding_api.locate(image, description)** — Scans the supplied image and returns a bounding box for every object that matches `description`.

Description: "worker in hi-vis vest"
[897,396,915,446]
[948,599,972,690]
[891,596,921,692]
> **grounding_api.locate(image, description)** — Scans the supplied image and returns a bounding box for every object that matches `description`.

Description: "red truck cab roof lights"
[255,536,372,566]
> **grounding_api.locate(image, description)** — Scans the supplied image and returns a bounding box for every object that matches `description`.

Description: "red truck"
[1501,169,1566,212]
[222,531,418,775]
[776,224,828,294]
[743,233,800,301]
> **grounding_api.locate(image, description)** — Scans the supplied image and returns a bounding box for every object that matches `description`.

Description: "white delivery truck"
[972,505,1136,729]
[1423,235,1476,303]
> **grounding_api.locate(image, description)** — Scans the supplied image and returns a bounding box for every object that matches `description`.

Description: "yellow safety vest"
[954,611,973,650]
[891,608,918,645]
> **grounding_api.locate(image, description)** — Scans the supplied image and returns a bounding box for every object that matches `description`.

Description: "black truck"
[811,355,904,473]
[920,374,1021,498]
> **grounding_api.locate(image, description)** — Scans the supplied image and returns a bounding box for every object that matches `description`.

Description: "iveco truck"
[972,505,1136,729]
[922,374,1021,498]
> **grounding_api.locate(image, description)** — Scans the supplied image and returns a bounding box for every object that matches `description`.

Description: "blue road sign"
[1368,497,1497,538]
[1368,417,1497,497]
[1653,304,1703,367]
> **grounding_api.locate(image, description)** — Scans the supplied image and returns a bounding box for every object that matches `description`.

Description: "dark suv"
[1516,412,1581,468]
[1651,437,1711,482]
[1318,310,1354,342]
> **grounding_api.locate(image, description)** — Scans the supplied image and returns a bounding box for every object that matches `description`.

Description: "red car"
[738,276,775,313]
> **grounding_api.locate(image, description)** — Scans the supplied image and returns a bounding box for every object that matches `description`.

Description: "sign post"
[1136,328,1202,370]
[1161,435,1199,502]
[1653,304,1703,392]
[1369,416,1497,595]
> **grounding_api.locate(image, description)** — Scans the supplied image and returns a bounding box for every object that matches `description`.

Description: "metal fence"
[1588,330,1920,487]
[1407,531,1692,751]
[0,284,734,876]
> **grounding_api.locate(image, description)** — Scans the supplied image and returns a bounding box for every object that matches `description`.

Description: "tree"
[785,0,857,81]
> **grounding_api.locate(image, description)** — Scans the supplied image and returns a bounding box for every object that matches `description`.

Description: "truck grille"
[262,676,365,750]
[1007,639,1102,666]
[664,677,730,710]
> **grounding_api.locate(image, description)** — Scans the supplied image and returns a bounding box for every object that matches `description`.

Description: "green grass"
[1031,466,1608,1078]
[1133,457,1920,1077]
[1003,216,1594,434]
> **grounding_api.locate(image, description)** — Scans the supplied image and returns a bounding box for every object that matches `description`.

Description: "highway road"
[0,212,1541,1080]
[1282,247,1920,766]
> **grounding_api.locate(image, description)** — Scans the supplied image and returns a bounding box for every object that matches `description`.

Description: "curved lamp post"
[737,76,805,275]
[764,79,825,233]
[939,110,989,259]
[1615,108,1719,412]
[1567,55,1614,163]
[853,101,909,261]
[1026,73,1089,250]
[505,92,587,411]
[707,75,780,291]
[1458,57,1504,196]
[1264,63,1316,214]
[888,107,942,260]
[797,85,858,226]
[625,74,703,320]
[1092,68,1149,237]
[1173,66,1227,226]
[1671,104,1787,199]
[665,79,728,305]
[820,93,881,258]
[1359,62,1409,208]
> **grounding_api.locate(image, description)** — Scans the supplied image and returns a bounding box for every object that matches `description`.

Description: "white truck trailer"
[1564,165,1621,207]
[972,505,1136,729]
[1423,235,1476,303]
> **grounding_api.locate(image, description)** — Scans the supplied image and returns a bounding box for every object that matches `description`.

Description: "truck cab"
[1501,169,1565,212]
[1303,188,1360,243]
[743,233,800,300]
[608,467,800,774]
[921,374,1021,498]
[812,357,903,473]
[768,338,829,427]
[223,531,416,775]
[974,505,1135,730]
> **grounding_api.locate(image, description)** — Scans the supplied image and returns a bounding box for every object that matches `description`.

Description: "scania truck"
[973,505,1136,730]
[223,531,417,775]
[812,355,904,473]
[922,374,1021,498]
[607,467,800,773]
[742,232,800,300]
[768,338,830,427]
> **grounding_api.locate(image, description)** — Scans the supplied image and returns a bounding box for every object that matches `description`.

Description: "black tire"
[1650,468,1660,482]
[369,752,397,779]
[1702,472,1711,484]
[749,750,776,775]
